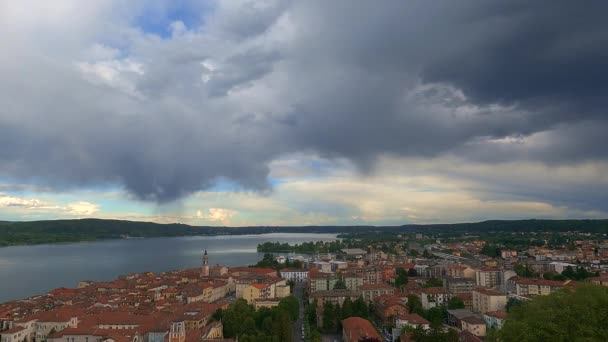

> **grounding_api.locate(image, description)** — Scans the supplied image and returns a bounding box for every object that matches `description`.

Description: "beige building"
[243,284,271,304]
[309,273,338,293]
[475,268,502,288]
[472,288,507,314]
[447,264,476,279]
[342,273,364,291]
[461,316,486,337]
[360,284,395,303]
[514,278,570,296]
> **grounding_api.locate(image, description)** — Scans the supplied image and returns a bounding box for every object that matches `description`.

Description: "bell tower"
[202,249,209,277]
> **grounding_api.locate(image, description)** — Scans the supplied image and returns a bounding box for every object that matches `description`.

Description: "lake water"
[0,233,338,303]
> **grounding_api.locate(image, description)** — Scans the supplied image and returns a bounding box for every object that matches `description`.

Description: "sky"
[1,0,608,226]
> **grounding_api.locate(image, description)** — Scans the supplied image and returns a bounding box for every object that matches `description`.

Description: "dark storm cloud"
[1,0,607,203]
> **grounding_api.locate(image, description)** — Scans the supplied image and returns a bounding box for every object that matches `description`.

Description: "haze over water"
[0,233,337,303]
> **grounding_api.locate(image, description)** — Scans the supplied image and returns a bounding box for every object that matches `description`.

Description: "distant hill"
[0,218,607,247]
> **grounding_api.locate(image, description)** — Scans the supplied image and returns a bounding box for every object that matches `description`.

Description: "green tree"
[424,307,447,328]
[500,284,608,341]
[447,297,465,309]
[333,277,347,289]
[353,296,370,319]
[395,267,408,289]
[406,294,423,315]
[322,301,336,331]
[341,297,354,319]
[278,295,299,321]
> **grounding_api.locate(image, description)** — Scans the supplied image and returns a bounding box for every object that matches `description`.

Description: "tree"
[424,307,447,328]
[353,296,370,319]
[277,295,299,321]
[505,297,522,313]
[406,295,423,315]
[500,284,608,341]
[333,277,347,289]
[447,297,465,309]
[341,297,354,319]
[422,278,443,288]
[305,300,318,324]
[408,268,418,277]
[514,263,535,278]
[409,249,419,257]
[395,268,408,289]
[322,301,336,331]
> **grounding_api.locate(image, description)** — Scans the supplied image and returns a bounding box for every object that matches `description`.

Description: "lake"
[0,233,338,303]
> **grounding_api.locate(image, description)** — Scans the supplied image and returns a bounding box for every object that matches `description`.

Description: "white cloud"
[196,208,237,224]
[67,201,100,216]
[0,193,46,208]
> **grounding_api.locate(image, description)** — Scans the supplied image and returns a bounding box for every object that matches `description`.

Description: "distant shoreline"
[1,217,607,248]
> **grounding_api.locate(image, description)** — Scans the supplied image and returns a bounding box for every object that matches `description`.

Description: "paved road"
[293,282,305,342]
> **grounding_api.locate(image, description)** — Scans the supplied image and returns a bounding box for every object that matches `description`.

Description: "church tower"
[202,249,209,277]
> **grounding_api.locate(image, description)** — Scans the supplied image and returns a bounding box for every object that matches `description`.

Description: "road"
[293,282,305,342]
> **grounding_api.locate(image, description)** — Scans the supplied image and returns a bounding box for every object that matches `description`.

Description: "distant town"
[2,229,608,342]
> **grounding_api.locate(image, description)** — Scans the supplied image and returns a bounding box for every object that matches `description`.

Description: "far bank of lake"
[0,233,338,303]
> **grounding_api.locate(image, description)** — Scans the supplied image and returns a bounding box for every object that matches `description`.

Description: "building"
[345,266,383,285]
[340,249,368,260]
[475,268,502,289]
[395,314,430,331]
[514,278,571,296]
[309,272,338,293]
[483,311,507,330]
[342,273,364,291]
[360,283,396,302]
[201,250,210,278]
[461,316,486,337]
[169,320,186,342]
[446,264,476,279]
[472,288,507,314]
[280,269,308,282]
[446,309,475,329]
[589,274,608,287]
[254,298,282,310]
[420,287,450,310]
[309,290,359,307]
[444,277,475,294]
[501,250,518,259]
[242,284,271,304]
[373,295,408,326]
[342,317,381,342]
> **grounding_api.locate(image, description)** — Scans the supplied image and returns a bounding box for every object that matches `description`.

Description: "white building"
[280,269,309,282]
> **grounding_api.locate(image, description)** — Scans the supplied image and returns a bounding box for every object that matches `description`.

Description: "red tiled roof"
[397,313,430,325]
[342,317,381,341]
[360,283,395,290]
[484,310,507,319]
[473,288,504,296]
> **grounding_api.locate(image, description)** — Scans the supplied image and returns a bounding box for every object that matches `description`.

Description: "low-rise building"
[483,310,507,330]
[514,278,571,297]
[395,314,430,331]
[461,316,486,337]
[360,283,395,303]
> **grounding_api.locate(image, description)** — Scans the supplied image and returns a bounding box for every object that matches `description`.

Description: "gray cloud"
[0,0,607,207]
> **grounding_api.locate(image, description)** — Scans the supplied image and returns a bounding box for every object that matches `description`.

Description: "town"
[2,230,608,342]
